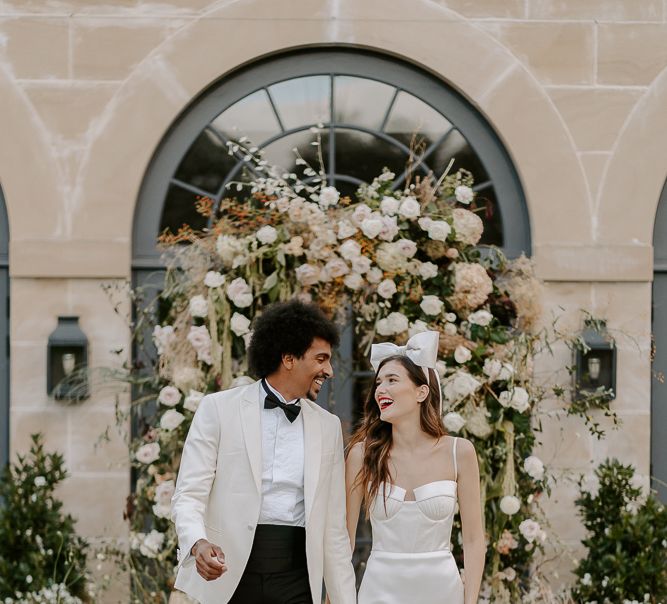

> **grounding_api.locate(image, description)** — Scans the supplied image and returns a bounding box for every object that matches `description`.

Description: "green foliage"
[572,459,667,603]
[0,434,89,601]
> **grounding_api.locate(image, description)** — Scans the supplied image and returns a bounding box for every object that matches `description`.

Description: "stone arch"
[0,182,8,470]
[72,0,590,276]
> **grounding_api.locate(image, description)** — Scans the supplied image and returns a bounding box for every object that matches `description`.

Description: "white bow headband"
[370,330,442,411]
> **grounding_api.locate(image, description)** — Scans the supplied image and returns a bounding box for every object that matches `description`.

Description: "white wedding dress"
[358,438,465,604]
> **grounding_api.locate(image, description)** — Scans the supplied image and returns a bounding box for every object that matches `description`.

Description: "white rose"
[184,390,204,412]
[318,186,340,209]
[498,387,530,413]
[256,225,278,245]
[523,456,545,481]
[188,295,208,318]
[187,325,212,364]
[230,312,251,337]
[483,358,502,380]
[351,203,373,225]
[444,371,482,402]
[377,279,397,299]
[376,242,409,272]
[204,271,225,288]
[344,273,365,291]
[282,235,304,256]
[427,220,451,242]
[398,196,421,219]
[418,262,438,280]
[337,219,357,239]
[226,277,253,308]
[351,255,372,274]
[339,239,362,260]
[518,519,545,543]
[323,257,350,279]
[160,409,185,431]
[152,325,175,355]
[152,502,171,519]
[500,495,521,516]
[395,238,418,258]
[139,529,164,558]
[408,319,429,338]
[455,185,474,205]
[154,480,174,505]
[158,385,181,407]
[498,363,514,381]
[420,295,444,316]
[366,267,383,284]
[360,216,383,239]
[435,360,447,379]
[386,312,409,334]
[469,310,493,326]
[295,264,320,286]
[418,217,433,231]
[216,234,245,267]
[454,345,472,364]
[34,476,46,487]
[452,208,484,246]
[380,196,400,215]
[378,216,399,242]
[135,442,160,464]
[443,412,466,433]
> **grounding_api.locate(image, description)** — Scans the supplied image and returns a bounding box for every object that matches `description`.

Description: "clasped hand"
[192,539,227,581]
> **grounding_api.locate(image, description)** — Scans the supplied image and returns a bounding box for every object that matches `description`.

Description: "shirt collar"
[263,378,300,406]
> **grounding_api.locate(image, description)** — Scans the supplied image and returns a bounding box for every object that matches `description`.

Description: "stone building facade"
[1,0,666,596]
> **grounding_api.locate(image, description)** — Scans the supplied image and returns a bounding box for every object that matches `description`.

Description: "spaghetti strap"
[452,437,458,481]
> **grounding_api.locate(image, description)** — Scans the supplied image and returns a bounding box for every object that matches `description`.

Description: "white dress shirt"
[258,379,306,526]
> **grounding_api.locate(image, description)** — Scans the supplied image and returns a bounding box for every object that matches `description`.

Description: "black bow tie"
[262,381,301,423]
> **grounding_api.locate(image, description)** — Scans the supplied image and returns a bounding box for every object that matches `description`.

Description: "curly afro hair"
[247,299,340,378]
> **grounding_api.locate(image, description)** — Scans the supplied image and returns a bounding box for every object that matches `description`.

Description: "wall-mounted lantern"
[574,319,616,401]
[47,316,89,402]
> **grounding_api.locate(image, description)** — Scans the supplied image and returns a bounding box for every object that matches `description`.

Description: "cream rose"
[454,345,472,364]
[351,255,372,274]
[230,312,251,337]
[376,242,409,272]
[427,220,451,242]
[256,225,278,245]
[418,262,438,280]
[318,186,340,209]
[160,409,185,431]
[518,519,545,543]
[337,219,357,239]
[498,387,530,413]
[455,185,474,205]
[152,325,175,355]
[420,295,444,316]
[523,456,545,481]
[323,257,350,279]
[452,208,484,246]
[378,216,399,242]
[469,310,493,326]
[295,264,320,286]
[395,238,418,258]
[339,239,362,260]
[367,267,383,284]
[226,277,253,308]
[344,272,365,290]
[184,390,204,412]
[188,295,208,318]
[204,271,225,288]
[443,412,466,433]
[500,495,521,516]
[158,386,181,407]
[136,442,160,464]
[360,216,384,239]
[380,196,400,216]
[444,371,482,402]
[377,312,409,336]
[398,196,421,219]
[377,279,397,299]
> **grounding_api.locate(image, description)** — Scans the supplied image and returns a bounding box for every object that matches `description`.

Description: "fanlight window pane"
[269,76,331,130]
[262,130,331,178]
[212,89,281,145]
[160,184,208,235]
[429,129,488,182]
[334,129,411,183]
[334,76,395,129]
[174,129,237,194]
[384,91,453,147]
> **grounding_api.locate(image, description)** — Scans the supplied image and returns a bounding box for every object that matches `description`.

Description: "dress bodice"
[368,479,458,553]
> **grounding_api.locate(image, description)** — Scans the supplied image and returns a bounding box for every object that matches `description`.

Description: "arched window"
[652,180,667,502]
[0,185,8,471]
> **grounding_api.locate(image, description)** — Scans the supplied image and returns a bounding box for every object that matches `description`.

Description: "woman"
[345,331,485,604]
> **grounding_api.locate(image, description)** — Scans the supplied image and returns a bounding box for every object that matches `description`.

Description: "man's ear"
[282,353,294,370]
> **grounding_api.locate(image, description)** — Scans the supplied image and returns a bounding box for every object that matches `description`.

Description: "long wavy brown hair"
[347,354,446,511]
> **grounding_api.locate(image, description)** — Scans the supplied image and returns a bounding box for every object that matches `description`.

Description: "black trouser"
[229,524,313,604]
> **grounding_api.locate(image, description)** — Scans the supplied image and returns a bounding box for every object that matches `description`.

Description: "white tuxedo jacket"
[171,380,357,604]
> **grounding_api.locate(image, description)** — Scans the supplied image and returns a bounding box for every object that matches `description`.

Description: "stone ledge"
[10,240,130,278]
[534,244,653,281]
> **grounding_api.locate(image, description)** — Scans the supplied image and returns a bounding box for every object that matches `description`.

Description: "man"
[171,300,356,604]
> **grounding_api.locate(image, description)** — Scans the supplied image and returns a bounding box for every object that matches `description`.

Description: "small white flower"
[398,196,421,219]
[500,495,521,516]
[468,310,493,326]
[351,203,373,225]
[256,225,278,245]
[455,185,474,205]
[135,443,160,464]
[160,409,185,431]
[444,371,482,402]
[25,575,32,584]
[377,279,397,299]
[378,215,399,242]
[230,312,251,337]
[158,386,181,407]
[427,220,451,242]
[376,312,409,336]
[418,262,438,280]
[420,295,444,316]
[295,264,320,286]
[282,235,304,256]
[444,323,457,336]
[366,267,383,284]
[380,196,400,215]
[34,476,46,488]
[518,518,545,543]
[454,345,472,364]
[523,455,545,481]
[445,312,457,323]
[344,272,365,291]
[395,238,418,258]
[204,271,225,288]
[360,216,384,239]
[318,186,340,209]
[139,529,165,558]
[443,412,466,433]
[337,219,357,239]
[184,390,204,412]
[339,239,362,260]
[498,387,530,413]
[581,573,592,586]
[351,255,372,274]
[226,277,253,308]
[152,325,175,355]
[188,295,208,318]
[418,217,433,231]
[323,257,350,279]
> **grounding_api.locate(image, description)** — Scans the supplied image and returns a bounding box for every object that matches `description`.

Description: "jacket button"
[247,523,253,530]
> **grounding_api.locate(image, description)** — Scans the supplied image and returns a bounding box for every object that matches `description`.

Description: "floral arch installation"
[0,184,8,472]
[133,48,530,423]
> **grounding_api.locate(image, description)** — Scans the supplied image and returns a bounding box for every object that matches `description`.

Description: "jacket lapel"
[240,381,262,493]
[301,400,321,524]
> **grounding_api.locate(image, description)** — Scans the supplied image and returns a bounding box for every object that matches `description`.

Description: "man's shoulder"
[302,399,341,428]
[200,381,259,408]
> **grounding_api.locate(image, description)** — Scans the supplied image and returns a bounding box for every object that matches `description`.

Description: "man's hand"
[191,538,227,581]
